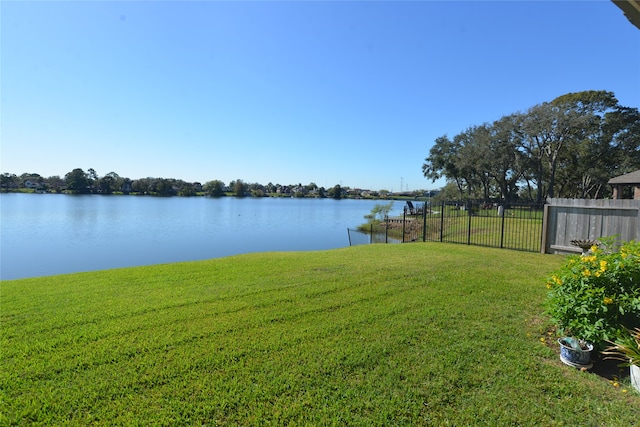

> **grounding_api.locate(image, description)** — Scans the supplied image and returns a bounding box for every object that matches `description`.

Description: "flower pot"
[558,338,593,368]
[631,365,640,393]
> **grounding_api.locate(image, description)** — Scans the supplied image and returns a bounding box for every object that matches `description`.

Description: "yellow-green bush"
[546,238,640,347]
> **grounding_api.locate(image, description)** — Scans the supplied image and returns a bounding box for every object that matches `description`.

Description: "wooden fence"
[542,198,640,254]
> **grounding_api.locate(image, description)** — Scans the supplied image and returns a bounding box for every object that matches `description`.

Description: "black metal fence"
[349,200,544,253]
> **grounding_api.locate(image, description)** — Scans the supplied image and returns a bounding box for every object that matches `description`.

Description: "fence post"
[422,202,427,242]
[540,204,549,254]
[440,201,445,242]
[402,210,406,243]
[499,202,506,249]
[370,223,373,244]
[384,215,388,243]
[347,228,352,246]
[467,201,472,245]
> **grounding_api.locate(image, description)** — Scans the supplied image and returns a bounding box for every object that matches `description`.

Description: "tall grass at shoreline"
[2,244,639,425]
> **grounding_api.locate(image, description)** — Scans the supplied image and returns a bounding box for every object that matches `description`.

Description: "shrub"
[363,202,394,224]
[545,238,640,348]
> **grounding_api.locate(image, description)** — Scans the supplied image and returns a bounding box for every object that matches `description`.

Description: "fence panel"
[421,201,542,252]
[350,198,639,254]
[351,200,544,253]
[543,198,640,254]
[347,228,371,246]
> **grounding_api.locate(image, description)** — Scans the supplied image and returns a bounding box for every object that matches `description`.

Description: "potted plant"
[558,337,593,368]
[602,327,640,393]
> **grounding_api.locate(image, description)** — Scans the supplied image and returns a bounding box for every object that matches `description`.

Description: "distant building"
[608,170,640,200]
[24,180,42,189]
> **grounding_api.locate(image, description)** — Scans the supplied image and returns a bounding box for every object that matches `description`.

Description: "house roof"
[612,0,640,30]
[608,170,640,184]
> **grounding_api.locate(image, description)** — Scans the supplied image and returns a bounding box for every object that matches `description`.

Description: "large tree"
[154,178,175,196]
[424,90,640,202]
[1,173,17,189]
[97,172,121,194]
[231,179,246,197]
[603,106,640,175]
[546,90,619,199]
[486,114,527,202]
[422,135,467,198]
[132,177,153,194]
[455,126,493,200]
[423,119,526,202]
[520,101,585,199]
[65,168,91,194]
[328,184,343,199]
[204,180,226,197]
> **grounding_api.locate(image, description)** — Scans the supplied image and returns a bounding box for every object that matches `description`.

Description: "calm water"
[0,193,400,280]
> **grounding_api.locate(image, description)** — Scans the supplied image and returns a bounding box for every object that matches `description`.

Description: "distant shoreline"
[0,188,429,202]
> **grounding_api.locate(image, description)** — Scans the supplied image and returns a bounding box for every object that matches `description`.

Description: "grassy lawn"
[2,243,639,425]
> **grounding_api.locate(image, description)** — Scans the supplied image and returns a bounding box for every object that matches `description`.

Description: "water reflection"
[1,194,402,280]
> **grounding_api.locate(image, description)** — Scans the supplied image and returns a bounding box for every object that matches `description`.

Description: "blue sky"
[2,1,639,192]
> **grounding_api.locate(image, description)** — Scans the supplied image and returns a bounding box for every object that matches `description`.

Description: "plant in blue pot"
[558,337,593,368]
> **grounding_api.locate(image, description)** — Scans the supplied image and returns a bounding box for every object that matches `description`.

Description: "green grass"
[2,244,639,425]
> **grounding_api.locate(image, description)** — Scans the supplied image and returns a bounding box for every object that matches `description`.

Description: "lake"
[0,193,402,280]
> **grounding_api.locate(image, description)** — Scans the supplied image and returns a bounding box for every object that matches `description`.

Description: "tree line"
[422,90,640,204]
[0,169,367,199]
